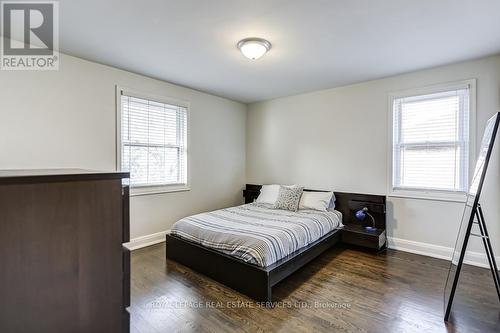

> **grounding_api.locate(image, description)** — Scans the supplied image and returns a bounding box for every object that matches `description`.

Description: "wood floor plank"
[129,243,500,333]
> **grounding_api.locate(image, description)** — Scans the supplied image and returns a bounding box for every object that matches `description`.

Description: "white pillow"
[256,184,280,204]
[299,191,334,211]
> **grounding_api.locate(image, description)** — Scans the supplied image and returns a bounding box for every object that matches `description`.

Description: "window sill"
[129,185,191,197]
[388,189,467,203]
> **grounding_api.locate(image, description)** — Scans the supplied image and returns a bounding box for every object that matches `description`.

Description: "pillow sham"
[255,184,280,204]
[274,185,304,212]
[327,192,336,210]
[299,191,334,211]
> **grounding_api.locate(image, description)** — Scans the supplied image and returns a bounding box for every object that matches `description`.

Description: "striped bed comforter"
[169,203,343,267]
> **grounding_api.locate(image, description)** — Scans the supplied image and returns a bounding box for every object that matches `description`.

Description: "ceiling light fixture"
[237,38,271,60]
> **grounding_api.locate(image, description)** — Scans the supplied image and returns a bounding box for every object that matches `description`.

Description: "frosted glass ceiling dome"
[237,38,272,60]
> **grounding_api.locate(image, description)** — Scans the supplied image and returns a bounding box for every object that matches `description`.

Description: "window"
[390,81,475,200]
[117,88,189,194]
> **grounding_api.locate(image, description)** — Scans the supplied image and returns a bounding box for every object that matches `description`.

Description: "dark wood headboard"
[243,184,386,230]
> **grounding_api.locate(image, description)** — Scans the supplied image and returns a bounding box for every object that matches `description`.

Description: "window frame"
[115,85,191,196]
[387,79,476,202]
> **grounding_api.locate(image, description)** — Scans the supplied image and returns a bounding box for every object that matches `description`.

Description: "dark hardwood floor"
[130,243,499,333]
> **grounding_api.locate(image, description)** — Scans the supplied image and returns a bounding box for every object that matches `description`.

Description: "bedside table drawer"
[342,228,386,250]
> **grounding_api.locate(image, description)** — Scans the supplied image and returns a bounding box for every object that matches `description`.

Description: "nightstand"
[341,224,386,250]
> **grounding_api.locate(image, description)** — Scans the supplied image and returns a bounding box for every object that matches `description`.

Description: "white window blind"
[120,92,188,188]
[392,87,470,193]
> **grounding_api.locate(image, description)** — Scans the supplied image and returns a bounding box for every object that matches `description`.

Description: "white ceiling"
[59,0,500,103]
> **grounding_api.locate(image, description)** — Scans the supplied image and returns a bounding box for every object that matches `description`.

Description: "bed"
[166,184,386,302]
[170,202,342,267]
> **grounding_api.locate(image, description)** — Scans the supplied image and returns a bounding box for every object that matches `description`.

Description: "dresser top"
[0,169,129,185]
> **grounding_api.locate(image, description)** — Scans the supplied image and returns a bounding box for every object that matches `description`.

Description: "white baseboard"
[387,236,500,269]
[124,230,169,251]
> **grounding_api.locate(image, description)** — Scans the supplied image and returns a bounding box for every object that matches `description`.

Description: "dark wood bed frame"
[166,184,386,302]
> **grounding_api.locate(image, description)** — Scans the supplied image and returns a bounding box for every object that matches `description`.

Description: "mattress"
[169,203,343,267]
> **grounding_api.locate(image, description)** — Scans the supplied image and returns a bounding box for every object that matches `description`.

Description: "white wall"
[0,53,247,245]
[247,55,500,264]
[1,50,498,262]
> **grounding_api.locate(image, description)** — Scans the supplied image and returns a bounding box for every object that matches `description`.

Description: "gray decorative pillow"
[274,185,304,212]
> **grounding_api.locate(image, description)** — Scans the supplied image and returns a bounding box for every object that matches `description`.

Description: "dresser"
[0,169,130,333]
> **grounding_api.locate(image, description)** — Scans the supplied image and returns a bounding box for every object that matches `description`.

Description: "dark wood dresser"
[0,169,130,333]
